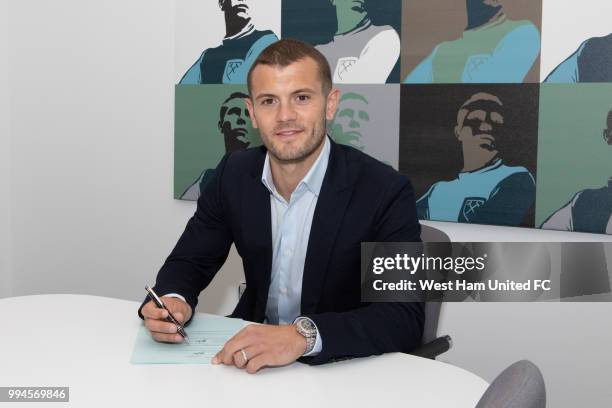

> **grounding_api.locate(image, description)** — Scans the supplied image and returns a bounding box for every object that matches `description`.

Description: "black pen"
[145,285,190,344]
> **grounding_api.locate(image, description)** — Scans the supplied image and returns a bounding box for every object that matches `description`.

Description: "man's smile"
[275,128,304,138]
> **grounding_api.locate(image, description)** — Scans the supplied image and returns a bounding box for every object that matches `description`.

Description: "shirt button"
[280,287,287,295]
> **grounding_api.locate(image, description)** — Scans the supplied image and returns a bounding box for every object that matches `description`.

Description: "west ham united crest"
[336,57,358,81]
[224,59,244,82]
[461,197,486,222]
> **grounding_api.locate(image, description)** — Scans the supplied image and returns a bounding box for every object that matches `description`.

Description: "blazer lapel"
[301,140,353,314]
[241,147,273,321]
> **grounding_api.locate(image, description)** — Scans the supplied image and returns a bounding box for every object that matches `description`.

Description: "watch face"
[298,318,315,335]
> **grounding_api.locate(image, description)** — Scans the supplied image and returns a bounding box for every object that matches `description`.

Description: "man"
[541,108,612,233]
[545,33,612,83]
[179,0,278,84]
[329,92,369,150]
[315,0,400,83]
[140,39,423,373]
[417,92,535,226]
[404,0,540,83]
[180,91,259,200]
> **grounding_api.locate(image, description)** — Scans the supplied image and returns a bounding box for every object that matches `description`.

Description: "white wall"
[5,1,612,406]
[0,0,11,298]
[424,220,612,408]
[439,302,612,407]
[6,0,241,313]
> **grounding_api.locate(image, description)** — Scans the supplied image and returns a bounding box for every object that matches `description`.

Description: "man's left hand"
[212,324,307,374]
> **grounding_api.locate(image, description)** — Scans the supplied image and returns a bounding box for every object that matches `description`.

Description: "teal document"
[130,314,246,364]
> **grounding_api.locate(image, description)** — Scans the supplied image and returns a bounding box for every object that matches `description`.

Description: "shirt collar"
[463,13,506,36]
[458,157,502,178]
[224,23,255,41]
[261,136,331,199]
[334,18,372,39]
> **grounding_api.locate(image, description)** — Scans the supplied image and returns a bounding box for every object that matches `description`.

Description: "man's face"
[219,98,251,152]
[245,57,339,163]
[331,0,366,13]
[465,0,502,29]
[604,110,612,145]
[220,0,251,20]
[330,94,369,150]
[456,100,504,154]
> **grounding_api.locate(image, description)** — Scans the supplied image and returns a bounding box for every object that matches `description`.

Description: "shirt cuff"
[162,293,187,303]
[294,316,322,357]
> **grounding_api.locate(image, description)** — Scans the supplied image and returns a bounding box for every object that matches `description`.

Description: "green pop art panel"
[536,84,612,233]
[174,84,262,200]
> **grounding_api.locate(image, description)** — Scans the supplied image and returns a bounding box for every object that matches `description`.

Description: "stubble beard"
[265,117,327,164]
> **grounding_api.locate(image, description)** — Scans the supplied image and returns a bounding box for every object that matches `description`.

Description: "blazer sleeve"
[138,154,234,322]
[301,176,425,365]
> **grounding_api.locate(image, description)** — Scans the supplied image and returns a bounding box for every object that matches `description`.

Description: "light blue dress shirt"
[260,137,330,356]
[166,137,330,356]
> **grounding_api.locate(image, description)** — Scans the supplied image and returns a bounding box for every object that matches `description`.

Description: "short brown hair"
[247,39,333,96]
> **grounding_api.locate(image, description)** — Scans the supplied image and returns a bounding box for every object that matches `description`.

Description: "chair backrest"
[476,360,546,408]
[421,302,441,344]
[419,224,451,344]
[420,224,451,243]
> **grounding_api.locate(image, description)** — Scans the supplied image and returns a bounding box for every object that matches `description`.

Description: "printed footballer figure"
[329,92,369,150]
[404,0,541,83]
[545,33,612,83]
[179,0,278,84]
[417,92,536,226]
[315,0,400,83]
[181,92,258,200]
[541,108,612,233]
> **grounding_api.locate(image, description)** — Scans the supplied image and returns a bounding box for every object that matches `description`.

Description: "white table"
[0,295,488,407]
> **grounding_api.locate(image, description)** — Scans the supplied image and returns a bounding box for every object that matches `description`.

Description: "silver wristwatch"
[295,317,317,355]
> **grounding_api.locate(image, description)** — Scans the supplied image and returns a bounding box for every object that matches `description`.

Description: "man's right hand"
[141,297,193,343]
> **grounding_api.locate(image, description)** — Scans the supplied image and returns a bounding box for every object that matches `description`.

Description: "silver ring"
[240,348,248,362]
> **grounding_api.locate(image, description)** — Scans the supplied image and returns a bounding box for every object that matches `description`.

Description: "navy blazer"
[140,138,424,365]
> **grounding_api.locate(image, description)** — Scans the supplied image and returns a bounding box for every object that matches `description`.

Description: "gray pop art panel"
[329,85,400,169]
